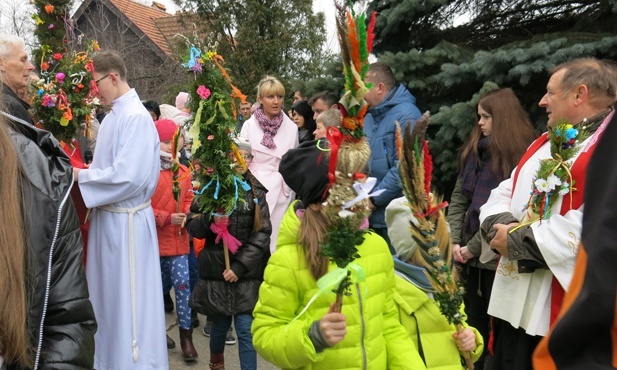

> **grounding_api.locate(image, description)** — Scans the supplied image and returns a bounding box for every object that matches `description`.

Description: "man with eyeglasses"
[73,49,168,370]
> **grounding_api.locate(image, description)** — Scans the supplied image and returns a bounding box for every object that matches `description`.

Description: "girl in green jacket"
[252,140,426,370]
[386,197,485,369]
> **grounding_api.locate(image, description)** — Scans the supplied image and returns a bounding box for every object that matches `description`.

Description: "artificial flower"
[42,94,56,107]
[534,178,551,192]
[41,61,49,71]
[207,134,215,140]
[197,85,211,100]
[55,72,65,84]
[48,24,55,29]
[546,174,561,189]
[53,53,63,60]
[44,4,54,13]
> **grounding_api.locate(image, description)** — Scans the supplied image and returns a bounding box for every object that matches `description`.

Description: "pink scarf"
[254,106,283,149]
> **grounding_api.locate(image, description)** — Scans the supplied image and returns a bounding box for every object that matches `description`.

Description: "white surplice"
[79,89,168,370]
[241,115,298,253]
[479,134,600,337]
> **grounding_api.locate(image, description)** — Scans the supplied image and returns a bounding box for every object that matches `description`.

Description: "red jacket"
[152,165,194,256]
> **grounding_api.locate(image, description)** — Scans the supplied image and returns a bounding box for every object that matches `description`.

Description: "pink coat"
[151,165,194,256]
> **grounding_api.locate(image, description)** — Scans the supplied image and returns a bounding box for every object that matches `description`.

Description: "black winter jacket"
[2,112,96,370]
[186,170,271,316]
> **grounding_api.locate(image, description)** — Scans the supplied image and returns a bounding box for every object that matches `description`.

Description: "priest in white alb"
[74,50,168,370]
[478,58,616,370]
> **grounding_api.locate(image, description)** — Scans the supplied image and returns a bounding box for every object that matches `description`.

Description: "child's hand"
[452,328,476,352]
[319,305,347,347]
[223,269,238,283]
[170,213,186,226]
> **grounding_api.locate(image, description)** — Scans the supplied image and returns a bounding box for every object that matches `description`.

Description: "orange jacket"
[151,165,194,256]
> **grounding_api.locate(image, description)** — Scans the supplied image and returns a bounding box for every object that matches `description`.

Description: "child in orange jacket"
[151,119,197,361]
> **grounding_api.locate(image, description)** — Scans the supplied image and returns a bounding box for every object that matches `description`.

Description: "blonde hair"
[316,109,342,128]
[0,113,32,367]
[298,205,329,280]
[256,75,285,100]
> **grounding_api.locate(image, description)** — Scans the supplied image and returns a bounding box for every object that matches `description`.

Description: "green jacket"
[252,201,426,370]
[393,262,484,370]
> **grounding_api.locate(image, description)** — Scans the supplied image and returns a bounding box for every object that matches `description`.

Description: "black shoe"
[202,319,212,337]
[225,327,236,345]
[167,334,176,349]
[191,310,200,328]
[163,292,174,313]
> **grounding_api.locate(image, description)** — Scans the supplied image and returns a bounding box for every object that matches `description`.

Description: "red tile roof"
[74,0,198,58]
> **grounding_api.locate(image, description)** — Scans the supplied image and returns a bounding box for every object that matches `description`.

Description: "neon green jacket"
[394,267,484,370]
[252,201,427,369]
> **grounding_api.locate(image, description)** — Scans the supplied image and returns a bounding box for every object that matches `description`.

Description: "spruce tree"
[367,0,617,195]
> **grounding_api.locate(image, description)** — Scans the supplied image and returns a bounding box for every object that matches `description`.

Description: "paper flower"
[44,4,54,13]
[534,178,551,193]
[55,72,65,84]
[197,85,211,100]
[42,94,56,107]
[53,53,63,61]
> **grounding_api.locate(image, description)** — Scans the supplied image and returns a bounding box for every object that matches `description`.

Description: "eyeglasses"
[241,155,253,160]
[95,73,110,85]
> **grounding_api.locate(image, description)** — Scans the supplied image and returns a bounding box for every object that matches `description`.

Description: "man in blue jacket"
[364,62,422,252]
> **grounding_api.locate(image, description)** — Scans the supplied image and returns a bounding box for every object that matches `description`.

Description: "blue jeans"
[163,240,198,295]
[210,314,256,370]
[160,255,191,329]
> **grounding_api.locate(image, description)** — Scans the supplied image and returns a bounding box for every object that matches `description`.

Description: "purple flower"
[55,72,65,84]
[48,23,55,29]
[42,94,56,107]
[197,85,211,100]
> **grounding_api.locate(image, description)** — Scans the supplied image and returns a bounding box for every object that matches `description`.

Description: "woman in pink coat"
[151,119,197,361]
[240,76,298,253]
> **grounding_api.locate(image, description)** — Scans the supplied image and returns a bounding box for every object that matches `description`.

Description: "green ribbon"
[287,262,366,327]
[189,100,205,155]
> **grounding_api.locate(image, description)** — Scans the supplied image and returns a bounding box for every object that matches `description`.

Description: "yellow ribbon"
[287,262,366,327]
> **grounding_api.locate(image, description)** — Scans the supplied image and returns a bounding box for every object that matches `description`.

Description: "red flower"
[41,61,49,71]
[53,53,63,61]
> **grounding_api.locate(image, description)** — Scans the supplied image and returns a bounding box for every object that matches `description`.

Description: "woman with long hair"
[251,140,425,369]
[240,76,298,254]
[291,100,316,143]
[447,87,537,369]
[0,108,96,369]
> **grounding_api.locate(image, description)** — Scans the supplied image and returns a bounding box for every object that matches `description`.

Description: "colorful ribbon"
[288,262,365,326]
[323,127,343,198]
[210,217,242,254]
[342,177,386,210]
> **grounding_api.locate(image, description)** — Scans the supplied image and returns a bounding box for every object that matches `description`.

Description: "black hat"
[279,139,330,205]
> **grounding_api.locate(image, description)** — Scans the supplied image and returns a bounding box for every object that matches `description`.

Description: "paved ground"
[165,311,278,370]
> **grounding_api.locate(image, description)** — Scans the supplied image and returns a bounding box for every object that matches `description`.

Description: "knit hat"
[155,119,178,141]
[279,140,330,205]
[234,136,252,154]
[385,197,419,262]
[175,92,190,110]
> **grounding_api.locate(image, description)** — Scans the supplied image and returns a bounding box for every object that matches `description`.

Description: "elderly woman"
[240,75,298,253]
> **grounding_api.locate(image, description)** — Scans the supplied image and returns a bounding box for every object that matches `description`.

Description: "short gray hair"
[0,34,25,60]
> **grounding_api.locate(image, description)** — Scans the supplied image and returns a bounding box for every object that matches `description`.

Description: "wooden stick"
[456,324,475,370]
[223,242,230,270]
